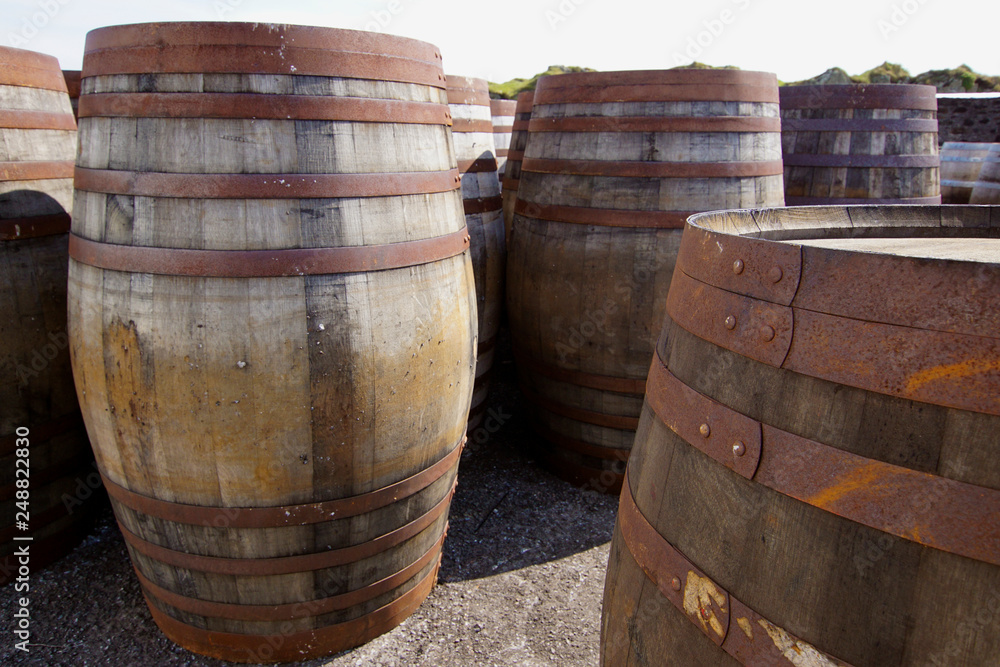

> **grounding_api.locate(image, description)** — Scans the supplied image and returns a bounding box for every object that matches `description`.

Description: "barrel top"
[779,83,938,110]
[81,22,446,88]
[0,45,68,91]
[445,75,490,93]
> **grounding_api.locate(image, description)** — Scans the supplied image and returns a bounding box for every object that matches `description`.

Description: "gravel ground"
[2,329,619,667]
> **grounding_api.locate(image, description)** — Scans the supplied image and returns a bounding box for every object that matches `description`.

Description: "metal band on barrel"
[463,196,502,215]
[514,199,693,229]
[78,93,453,125]
[73,166,461,198]
[618,469,855,665]
[514,350,646,394]
[781,154,940,168]
[446,89,492,107]
[133,531,446,621]
[69,228,470,277]
[102,437,464,527]
[784,195,942,205]
[82,45,446,88]
[142,559,440,662]
[534,83,780,106]
[520,384,640,430]
[534,423,631,463]
[778,85,937,110]
[0,64,69,92]
[522,158,784,179]
[644,359,1000,566]
[0,110,77,130]
[0,160,74,181]
[528,116,781,133]
[457,157,498,174]
[450,118,495,133]
[117,481,455,576]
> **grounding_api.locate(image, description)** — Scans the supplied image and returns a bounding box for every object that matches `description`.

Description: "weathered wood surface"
[68,23,475,662]
[970,144,1000,204]
[508,69,784,493]
[447,75,503,431]
[501,91,533,242]
[941,141,993,204]
[603,205,1000,667]
[0,45,96,584]
[780,84,941,204]
[490,98,516,181]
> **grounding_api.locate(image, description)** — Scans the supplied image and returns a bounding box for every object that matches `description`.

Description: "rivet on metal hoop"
[769,266,783,283]
[699,423,711,438]
[760,325,776,342]
[670,577,681,592]
[724,316,737,330]
[733,441,747,457]
[732,259,745,275]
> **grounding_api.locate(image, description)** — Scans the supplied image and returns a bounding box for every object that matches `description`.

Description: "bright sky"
[2,0,998,84]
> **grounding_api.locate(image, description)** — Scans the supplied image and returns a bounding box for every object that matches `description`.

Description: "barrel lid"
[779,83,938,110]
[0,45,68,92]
[82,22,447,88]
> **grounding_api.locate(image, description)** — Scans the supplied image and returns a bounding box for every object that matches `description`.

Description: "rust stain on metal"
[683,571,727,639]
[804,461,888,511]
[757,618,845,667]
[904,358,1000,395]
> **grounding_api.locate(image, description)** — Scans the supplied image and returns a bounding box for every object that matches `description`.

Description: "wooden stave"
[68,24,474,661]
[447,75,504,432]
[969,145,1000,204]
[509,70,784,492]
[779,84,941,204]
[940,141,993,204]
[501,90,534,243]
[602,205,1000,666]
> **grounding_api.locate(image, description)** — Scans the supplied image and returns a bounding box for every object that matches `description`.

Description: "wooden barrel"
[970,144,1000,204]
[602,205,1000,666]
[67,23,475,663]
[501,91,533,244]
[446,75,504,432]
[490,98,516,184]
[508,70,785,494]
[62,70,81,121]
[941,141,993,204]
[1,46,99,585]
[780,84,941,204]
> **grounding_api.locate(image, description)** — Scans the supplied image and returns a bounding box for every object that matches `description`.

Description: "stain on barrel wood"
[490,98,516,184]
[970,144,1000,204]
[508,69,785,494]
[447,75,504,432]
[780,84,941,204]
[68,23,475,663]
[1,45,98,584]
[941,141,993,204]
[602,205,1000,666]
[501,91,533,244]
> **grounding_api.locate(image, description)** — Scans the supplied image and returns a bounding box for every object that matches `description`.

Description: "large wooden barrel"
[62,70,81,120]
[500,90,533,244]
[970,144,1000,204]
[1,46,99,584]
[68,23,475,663]
[490,98,516,184]
[602,205,1000,666]
[446,75,504,432]
[508,70,784,494]
[780,84,941,204]
[941,141,993,204]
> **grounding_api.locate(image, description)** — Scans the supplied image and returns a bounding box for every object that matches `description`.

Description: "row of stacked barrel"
[941,141,1000,203]
[498,75,947,494]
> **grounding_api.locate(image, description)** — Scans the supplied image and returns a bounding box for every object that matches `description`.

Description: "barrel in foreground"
[68,22,475,663]
[602,205,1000,666]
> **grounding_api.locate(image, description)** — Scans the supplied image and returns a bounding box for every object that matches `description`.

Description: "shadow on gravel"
[439,325,620,583]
